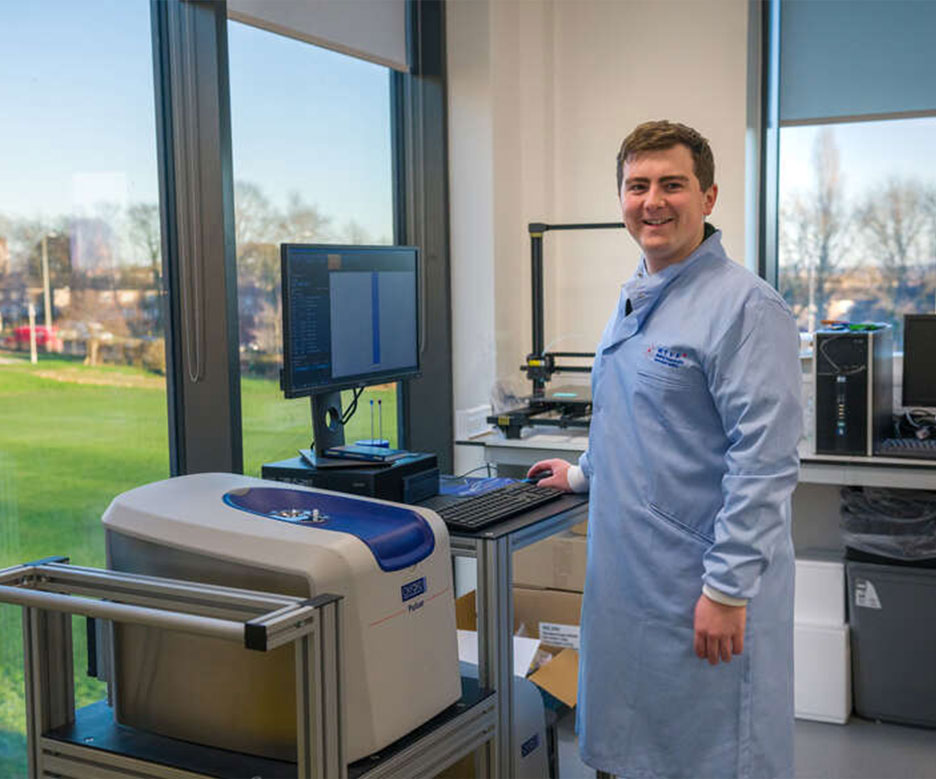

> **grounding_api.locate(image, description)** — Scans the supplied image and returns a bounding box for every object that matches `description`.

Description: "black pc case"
[814,327,893,456]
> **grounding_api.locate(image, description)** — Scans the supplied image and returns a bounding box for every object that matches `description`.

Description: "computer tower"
[814,327,892,456]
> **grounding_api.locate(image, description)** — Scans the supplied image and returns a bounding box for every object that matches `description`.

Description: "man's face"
[619,144,717,273]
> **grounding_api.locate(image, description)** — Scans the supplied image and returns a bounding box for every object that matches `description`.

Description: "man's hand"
[526,458,572,491]
[693,593,746,665]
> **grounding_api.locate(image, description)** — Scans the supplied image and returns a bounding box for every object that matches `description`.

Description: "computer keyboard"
[436,482,564,531]
[877,437,936,460]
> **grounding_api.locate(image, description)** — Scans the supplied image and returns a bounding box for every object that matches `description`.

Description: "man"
[528,121,802,778]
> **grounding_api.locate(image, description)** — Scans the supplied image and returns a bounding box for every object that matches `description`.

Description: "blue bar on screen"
[371,272,380,364]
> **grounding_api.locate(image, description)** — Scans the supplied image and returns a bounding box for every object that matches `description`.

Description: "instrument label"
[401,576,427,602]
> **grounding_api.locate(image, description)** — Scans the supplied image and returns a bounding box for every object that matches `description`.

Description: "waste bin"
[846,560,936,727]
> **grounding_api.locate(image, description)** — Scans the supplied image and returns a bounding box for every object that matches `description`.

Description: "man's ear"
[703,184,718,216]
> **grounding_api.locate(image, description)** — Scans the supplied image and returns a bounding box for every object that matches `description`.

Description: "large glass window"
[778,118,936,347]
[228,21,397,475]
[0,2,167,774]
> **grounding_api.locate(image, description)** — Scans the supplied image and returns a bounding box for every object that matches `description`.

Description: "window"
[227,21,397,474]
[0,2,166,774]
[768,0,936,348]
[778,118,936,346]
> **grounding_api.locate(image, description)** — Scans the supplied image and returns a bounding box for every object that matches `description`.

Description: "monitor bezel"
[902,313,936,407]
[280,243,421,399]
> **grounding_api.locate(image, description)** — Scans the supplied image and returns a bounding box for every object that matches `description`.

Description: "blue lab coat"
[576,229,802,778]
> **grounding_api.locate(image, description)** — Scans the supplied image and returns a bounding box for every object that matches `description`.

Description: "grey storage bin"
[846,561,936,727]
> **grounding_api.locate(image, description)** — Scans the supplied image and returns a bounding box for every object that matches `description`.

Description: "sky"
[0,0,394,241]
[779,116,936,205]
[2,1,932,245]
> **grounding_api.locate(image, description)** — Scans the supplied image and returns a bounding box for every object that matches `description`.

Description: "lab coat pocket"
[647,502,714,547]
[635,366,711,433]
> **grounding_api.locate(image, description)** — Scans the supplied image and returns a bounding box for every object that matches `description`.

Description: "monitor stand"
[311,391,345,458]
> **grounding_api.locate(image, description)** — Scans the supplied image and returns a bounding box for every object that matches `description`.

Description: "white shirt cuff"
[566,465,589,493]
[702,584,748,607]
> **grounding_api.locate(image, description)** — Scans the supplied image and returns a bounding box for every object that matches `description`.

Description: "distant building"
[0,272,30,324]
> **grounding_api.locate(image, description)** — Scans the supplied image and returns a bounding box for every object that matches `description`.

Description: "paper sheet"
[457,629,541,678]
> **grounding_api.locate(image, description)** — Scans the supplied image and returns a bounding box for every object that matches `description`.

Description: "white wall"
[447,0,751,451]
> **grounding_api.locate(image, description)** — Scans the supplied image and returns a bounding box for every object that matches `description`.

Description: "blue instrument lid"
[223,487,435,572]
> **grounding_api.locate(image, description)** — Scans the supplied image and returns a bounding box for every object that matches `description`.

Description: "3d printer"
[488,221,625,438]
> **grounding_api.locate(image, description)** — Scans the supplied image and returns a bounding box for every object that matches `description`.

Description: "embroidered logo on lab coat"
[646,344,688,368]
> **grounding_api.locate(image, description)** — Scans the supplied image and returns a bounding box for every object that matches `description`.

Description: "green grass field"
[0,350,397,775]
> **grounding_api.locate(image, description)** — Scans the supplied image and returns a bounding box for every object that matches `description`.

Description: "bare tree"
[233,181,330,360]
[922,184,936,313]
[276,191,331,244]
[779,194,812,326]
[127,202,161,286]
[234,180,277,247]
[340,219,371,245]
[856,178,928,318]
[778,128,851,329]
[810,128,849,322]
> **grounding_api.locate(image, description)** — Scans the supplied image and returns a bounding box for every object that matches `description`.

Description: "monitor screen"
[903,314,936,407]
[281,244,420,398]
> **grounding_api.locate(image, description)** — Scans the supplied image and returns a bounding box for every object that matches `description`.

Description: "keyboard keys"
[877,438,936,460]
[437,482,564,531]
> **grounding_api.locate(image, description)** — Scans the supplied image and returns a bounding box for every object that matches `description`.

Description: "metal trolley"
[0,558,496,779]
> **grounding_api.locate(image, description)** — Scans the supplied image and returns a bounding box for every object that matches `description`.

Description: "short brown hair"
[616,120,715,193]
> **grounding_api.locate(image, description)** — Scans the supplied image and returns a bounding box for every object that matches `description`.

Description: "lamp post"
[41,234,53,351]
[28,301,38,365]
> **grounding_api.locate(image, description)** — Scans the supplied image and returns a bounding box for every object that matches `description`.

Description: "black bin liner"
[841,486,936,564]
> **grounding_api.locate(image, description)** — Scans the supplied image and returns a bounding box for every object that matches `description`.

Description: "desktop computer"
[814,326,893,456]
[277,243,439,499]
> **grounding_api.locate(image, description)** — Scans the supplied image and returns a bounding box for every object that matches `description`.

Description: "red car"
[5,325,63,351]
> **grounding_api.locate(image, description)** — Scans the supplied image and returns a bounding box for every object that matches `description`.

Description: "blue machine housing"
[223,487,435,572]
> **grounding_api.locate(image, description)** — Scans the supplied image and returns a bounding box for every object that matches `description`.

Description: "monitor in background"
[281,243,420,456]
[903,314,936,408]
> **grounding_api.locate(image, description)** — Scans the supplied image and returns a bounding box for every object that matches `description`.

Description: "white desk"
[460,430,936,489]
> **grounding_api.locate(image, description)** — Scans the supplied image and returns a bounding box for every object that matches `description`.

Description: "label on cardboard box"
[539,621,580,649]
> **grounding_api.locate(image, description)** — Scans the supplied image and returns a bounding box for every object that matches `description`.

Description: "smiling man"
[529,121,803,778]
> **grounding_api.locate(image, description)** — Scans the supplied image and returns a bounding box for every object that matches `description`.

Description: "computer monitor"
[281,243,420,456]
[902,314,936,407]
[281,243,420,398]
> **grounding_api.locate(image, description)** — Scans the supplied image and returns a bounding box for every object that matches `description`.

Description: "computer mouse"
[525,469,553,484]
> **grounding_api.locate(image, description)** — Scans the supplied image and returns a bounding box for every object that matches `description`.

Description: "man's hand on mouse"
[526,459,572,491]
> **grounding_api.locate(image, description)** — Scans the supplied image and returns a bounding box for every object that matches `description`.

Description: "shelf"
[799,456,936,489]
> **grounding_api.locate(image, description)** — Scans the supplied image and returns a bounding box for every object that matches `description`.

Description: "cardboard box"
[794,622,851,724]
[570,520,588,535]
[456,587,582,707]
[795,555,846,625]
[513,531,588,593]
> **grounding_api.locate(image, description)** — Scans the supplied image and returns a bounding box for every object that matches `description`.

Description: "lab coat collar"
[604,227,723,350]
